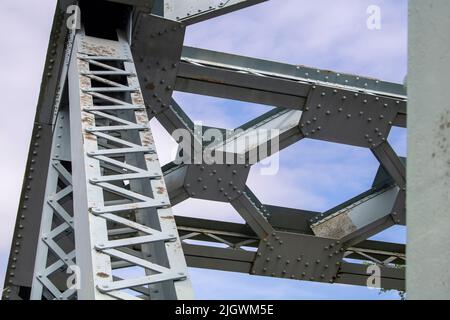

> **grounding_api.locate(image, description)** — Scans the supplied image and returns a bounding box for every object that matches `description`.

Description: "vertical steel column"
[67,30,193,300]
[30,108,76,300]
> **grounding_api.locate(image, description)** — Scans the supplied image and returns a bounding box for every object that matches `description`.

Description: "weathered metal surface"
[68,31,193,300]
[131,14,185,117]
[161,0,268,25]
[184,163,250,202]
[252,232,344,284]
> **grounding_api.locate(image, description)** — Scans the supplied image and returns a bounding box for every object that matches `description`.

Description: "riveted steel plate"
[132,14,185,116]
[300,86,401,148]
[184,163,250,202]
[4,123,53,290]
[252,232,344,283]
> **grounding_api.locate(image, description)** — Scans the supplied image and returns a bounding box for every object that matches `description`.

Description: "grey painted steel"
[68,31,193,299]
[2,124,53,300]
[175,216,405,290]
[408,0,450,300]
[132,15,186,117]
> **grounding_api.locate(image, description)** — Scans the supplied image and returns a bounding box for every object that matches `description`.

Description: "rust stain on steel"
[160,216,175,220]
[311,211,357,239]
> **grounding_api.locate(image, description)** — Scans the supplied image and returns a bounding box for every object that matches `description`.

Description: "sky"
[0,0,407,299]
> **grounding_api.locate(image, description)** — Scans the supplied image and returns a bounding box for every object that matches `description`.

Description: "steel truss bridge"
[2,0,407,300]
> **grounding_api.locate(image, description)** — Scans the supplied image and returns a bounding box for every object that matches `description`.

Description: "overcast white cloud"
[0,0,407,299]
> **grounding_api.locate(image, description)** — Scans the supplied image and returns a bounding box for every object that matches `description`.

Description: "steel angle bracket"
[299,85,403,148]
[252,232,344,284]
[131,14,186,117]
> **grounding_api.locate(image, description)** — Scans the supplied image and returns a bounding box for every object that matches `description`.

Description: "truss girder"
[3,0,409,300]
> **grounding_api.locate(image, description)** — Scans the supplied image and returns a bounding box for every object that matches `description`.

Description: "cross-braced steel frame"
[2,0,406,300]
